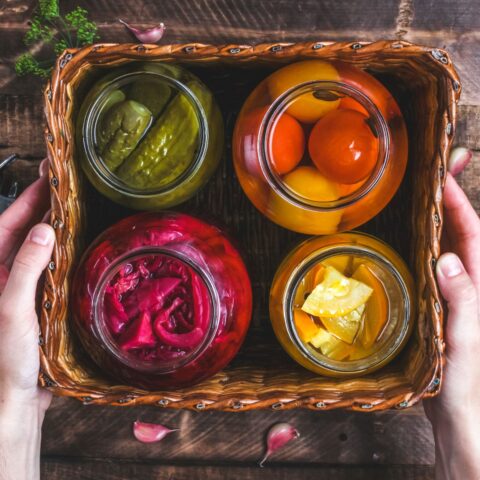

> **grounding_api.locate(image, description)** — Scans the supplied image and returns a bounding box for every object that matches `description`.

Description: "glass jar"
[76,63,224,210]
[71,212,252,389]
[270,232,414,377]
[233,60,408,234]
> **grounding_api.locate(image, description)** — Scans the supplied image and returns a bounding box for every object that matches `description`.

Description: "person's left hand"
[0,159,54,411]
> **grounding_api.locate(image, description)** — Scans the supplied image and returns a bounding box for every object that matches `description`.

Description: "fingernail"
[437,253,464,278]
[39,158,49,177]
[29,224,54,246]
[448,147,473,176]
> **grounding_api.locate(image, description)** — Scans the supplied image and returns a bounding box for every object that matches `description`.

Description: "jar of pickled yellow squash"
[77,62,224,210]
[270,233,414,377]
[233,60,408,234]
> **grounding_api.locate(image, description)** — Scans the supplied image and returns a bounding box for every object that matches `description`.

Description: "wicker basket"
[41,40,460,411]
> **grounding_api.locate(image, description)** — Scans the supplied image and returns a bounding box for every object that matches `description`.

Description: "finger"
[448,147,473,176]
[436,253,479,353]
[39,158,49,177]
[443,173,480,288]
[0,173,50,265]
[0,264,8,293]
[0,224,55,321]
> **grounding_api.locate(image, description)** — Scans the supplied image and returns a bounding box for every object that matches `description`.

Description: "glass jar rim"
[82,69,209,198]
[92,246,220,374]
[258,80,391,211]
[283,241,412,373]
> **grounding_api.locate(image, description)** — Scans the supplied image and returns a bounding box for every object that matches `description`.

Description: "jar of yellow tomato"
[233,60,408,234]
[269,232,414,377]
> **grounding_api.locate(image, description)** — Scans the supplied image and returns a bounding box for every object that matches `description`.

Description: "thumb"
[1,223,55,316]
[436,253,479,352]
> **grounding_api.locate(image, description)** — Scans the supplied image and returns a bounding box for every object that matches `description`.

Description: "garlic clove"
[133,420,178,444]
[119,19,166,44]
[259,422,300,467]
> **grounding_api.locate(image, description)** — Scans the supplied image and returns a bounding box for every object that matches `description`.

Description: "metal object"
[0,154,18,213]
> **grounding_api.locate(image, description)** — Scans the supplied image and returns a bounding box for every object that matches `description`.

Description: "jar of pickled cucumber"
[76,63,224,210]
[233,60,408,234]
[71,212,252,389]
[270,232,414,377]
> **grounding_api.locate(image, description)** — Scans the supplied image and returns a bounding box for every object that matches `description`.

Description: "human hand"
[424,149,480,479]
[0,159,54,480]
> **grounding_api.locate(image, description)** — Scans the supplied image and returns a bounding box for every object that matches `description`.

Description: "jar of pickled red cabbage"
[233,60,408,234]
[270,232,414,377]
[77,63,224,210]
[72,212,252,389]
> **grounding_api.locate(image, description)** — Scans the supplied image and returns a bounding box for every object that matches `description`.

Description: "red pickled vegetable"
[102,253,211,360]
[118,311,157,351]
[124,277,182,317]
[104,289,129,335]
[154,298,205,349]
[72,212,253,390]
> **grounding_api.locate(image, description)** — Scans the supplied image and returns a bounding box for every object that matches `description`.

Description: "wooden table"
[0,1,478,478]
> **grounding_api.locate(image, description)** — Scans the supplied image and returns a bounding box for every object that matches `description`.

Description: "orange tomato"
[269,110,305,175]
[338,178,367,197]
[352,264,389,349]
[335,62,400,121]
[268,60,340,123]
[308,109,379,185]
[236,106,305,176]
[339,96,369,116]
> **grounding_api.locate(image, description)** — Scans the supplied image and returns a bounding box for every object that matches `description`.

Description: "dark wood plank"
[411,0,480,31]
[42,457,436,480]
[41,458,435,480]
[41,397,434,465]
[457,152,480,213]
[0,94,44,159]
[1,0,400,31]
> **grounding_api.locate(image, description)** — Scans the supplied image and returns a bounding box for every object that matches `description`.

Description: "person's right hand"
[424,151,480,479]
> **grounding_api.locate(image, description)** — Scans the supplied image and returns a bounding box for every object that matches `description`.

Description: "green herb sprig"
[15,0,98,78]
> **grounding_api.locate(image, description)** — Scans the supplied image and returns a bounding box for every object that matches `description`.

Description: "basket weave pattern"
[41,41,459,411]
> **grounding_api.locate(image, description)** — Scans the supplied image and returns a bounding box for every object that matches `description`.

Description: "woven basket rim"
[40,40,459,411]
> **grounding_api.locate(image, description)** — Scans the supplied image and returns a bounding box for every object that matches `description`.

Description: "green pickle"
[97,100,152,171]
[78,63,223,210]
[117,80,210,190]
[129,80,171,117]
[98,89,126,122]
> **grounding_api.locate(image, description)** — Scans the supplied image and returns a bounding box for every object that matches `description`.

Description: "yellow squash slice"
[302,266,373,318]
[310,327,352,361]
[320,304,365,344]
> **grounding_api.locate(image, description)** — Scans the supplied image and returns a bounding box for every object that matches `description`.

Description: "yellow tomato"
[269,166,342,234]
[268,60,340,123]
[283,166,340,202]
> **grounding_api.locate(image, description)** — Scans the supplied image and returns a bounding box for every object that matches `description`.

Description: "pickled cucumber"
[129,80,171,117]
[117,80,213,190]
[97,100,152,171]
[100,89,126,116]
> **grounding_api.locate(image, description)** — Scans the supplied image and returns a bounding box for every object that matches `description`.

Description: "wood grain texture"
[411,0,480,31]
[42,397,433,465]
[41,458,435,480]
